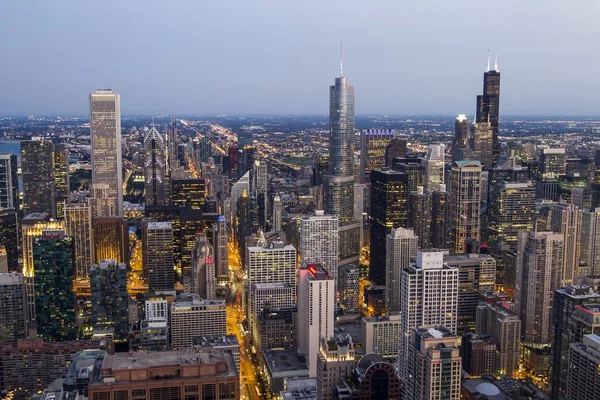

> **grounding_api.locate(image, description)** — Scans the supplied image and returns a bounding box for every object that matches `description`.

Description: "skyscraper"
[450,160,482,253]
[21,139,55,217]
[338,264,359,312]
[471,121,494,170]
[144,125,168,206]
[0,154,19,211]
[92,217,129,265]
[452,114,470,163]
[90,89,123,216]
[171,178,205,209]
[431,185,449,249]
[323,69,361,266]
[369,168,409,284]
[565,334,600,400]
[540,148,567,179]
[190,233,216,299]
[476,54,500,166]
[551,203,583,285]
[424,144,445,191]
[52,143,70,218]
[272,194,282,231]
[300,210,339,291]
[581,207,600,276]
[359,129,395,183]
[0,209,18,272]
[64,202,94,282]
[143,221,174,293]
[0,273,26,343]
[385,227,418,313]
[90,260,129,341]
[297,263,335,377]
[213,215,229,281]
[33,229,76,341]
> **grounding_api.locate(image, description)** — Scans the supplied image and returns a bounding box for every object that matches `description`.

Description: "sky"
[1,0,599,116]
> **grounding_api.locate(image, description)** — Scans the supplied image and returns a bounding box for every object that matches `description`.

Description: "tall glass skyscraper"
[476,57,500,166]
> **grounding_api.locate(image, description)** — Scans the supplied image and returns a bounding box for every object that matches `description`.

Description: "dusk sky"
[1,0,598,116]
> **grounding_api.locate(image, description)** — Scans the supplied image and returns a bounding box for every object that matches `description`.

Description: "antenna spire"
[494,53,499,71]
[486,49,491,72]
[340,41,344,77]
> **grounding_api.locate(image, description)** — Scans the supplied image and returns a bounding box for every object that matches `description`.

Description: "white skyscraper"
[425,144,445,192]
[399,250,459,382]
[89,89,123,216]
[297,263,335,377]
[551,203,583,284]
[386,227,418,313]
[272,194,282,231]
[300,211,339,290]
[581,207,600,276]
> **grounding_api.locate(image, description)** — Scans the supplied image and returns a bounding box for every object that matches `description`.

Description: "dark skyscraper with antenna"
[476,52,501,166]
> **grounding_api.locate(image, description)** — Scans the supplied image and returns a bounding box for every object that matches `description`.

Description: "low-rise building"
[261,349,309,394]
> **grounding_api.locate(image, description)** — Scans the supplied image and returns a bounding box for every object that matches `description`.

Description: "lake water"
[0,141,21,158]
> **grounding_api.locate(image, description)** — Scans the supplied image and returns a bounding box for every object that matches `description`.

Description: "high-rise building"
[143,125,168,206]
[385,227,418,313]
[316,334,357,400]
[171,178,205,209]
[170,295,226,349]
[424,144,445,191]
[300,211,339,290]
[64,202,94,282]
[476,302,521,376]
[190,233,216,299]
[444,253,496,334]
[21,139,55,217]
[359,129,395,183]
[409,186,432,248]
[565,334,600,400]
[392,156,426,193]
[92,217,129,265]
[431,185,449,249]
[0,273,26,343]
[252,159,268,229]
[551,203,583,285]
[213,215,229,281]
[90,89,123,216]
[0,209,18,272]
[89,183,119,218]
[90,260,129,340]
[405,326,462,400]
[540,148,567,179]
[272,194,282,231]
[550,286,600,400]
[516,231,564,345]
[362,313,402,358]
[142,221,174,293]
[168,116,179,172]
[461,333,497,377]
[370,168,409,284]
[32,229,76,341]
[581,207,600,276]
[297,263,334,377]
[399,250,459,381]
[384,138,407,167]
[338,264,359,312]
[476,57,501,166]
[450,160,482,253]
[52,143,70,218]
[323,72,361,266]
[0,154,19,211]
[452,114,470,163]
[471,122,494,170]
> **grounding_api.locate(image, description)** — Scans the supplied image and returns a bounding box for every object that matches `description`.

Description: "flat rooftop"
[416,326,455,339]
[262,349,308,373]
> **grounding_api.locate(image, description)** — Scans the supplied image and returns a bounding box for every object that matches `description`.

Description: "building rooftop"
[193,334,239,348]
[415,326,455,339]
[262,349,308,374]
[172,294,225,308]
[301,263,332,281]
[254,282,293,290]
[558,285,600,299]
[147,221,172,229]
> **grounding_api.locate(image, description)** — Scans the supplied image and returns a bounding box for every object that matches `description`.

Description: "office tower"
[551,203,583,285]
[213,215,228,280]
[0,154,18,210]
[0,248,6,273]
[450,160,482,253]
[142,221,174,293]
[424,144,445,191]
[64,202,94,282]
[461,333,497,377]
[581,207,600,276]
[316,334,357,400]
[168,116,179,171]
[190,233,216,299]
[0,273,26,343]
[399,250,459,382]
[565,334,600,400]
[90,260,129,340]
[230,171,249,225]
[256,307,297,354]
[338,264,359,312]
[392,156,426,193]
[252,159,268,228]
[323,71,361,266]
[227,145,238,176]
[236,190,252,264]
[297,263,334,377]
[550,286,600,400]
[452,114,470,163]
[171,178,205,209]
[170,295,226,349]
[471,122,494,170]
[476,302,521,376]
[444,254,496,335]
[385,227,418,312]
[476,56,501,166]
[540,148,567,179]
[21,140,55,217]
[87,348,239,398]
[89,183,119,218]
[431,185,449,249]
[0,209,18,272]
[32,229,76,341]
[370,168,409,284]
[409,187,432,248]
[487,182,535,253]
[92,217,129,265]
[516,231,564,345]
[359,129,395,183]
[90,89,122,216]
[362,313,402,358]
[591,150,600,209]
[143,125,168,206]
[405,326,462,400]
[299,210,339,289]
[383,139,407,169]
[52,144,69,218]
[353,182,364,223]
[272,194,282,231]
[250,283,295,347]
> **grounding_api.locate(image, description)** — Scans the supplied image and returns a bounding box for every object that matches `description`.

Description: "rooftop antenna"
[340,41,344,77]
[486,49,491,72]
[494,53,499,71]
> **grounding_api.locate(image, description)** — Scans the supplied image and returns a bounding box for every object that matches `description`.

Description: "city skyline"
[2,1,600,116]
